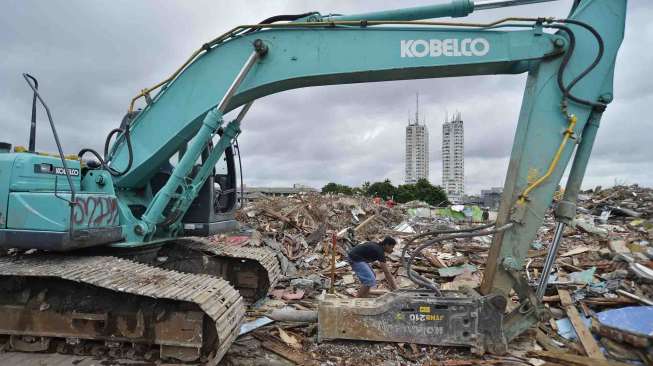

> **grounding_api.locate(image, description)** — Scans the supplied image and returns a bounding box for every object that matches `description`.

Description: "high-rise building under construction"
[405,95,429,184]
[442,112,464,203]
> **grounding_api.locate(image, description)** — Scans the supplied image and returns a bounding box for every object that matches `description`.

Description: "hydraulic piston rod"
[140,40,267,233]
[474,0,561,11]
[535,222,565,299]
[536,111,605,299]
[330,0,561,22]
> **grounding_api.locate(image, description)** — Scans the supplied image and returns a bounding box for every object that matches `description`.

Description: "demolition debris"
[220,184,653,365]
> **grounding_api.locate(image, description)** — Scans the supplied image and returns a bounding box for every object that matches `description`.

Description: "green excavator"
[0,0,627,363]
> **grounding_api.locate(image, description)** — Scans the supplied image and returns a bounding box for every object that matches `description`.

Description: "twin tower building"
[404,95,464,203]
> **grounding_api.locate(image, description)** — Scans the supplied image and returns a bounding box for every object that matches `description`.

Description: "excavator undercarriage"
[0,239,282,363]
[155,238,282,304]
[0,227,285,361]
[0,255,243,363]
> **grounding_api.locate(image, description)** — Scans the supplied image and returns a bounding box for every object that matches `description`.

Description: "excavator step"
[0,255,245,364]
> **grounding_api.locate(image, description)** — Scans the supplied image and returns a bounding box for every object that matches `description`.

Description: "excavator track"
[0,255,245,364]
[153,237,282,303]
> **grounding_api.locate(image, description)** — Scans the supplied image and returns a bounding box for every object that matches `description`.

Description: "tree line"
[321,178,449,206]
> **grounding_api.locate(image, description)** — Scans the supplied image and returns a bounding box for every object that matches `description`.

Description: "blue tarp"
[597,306,653,336]
[557,306,653,340]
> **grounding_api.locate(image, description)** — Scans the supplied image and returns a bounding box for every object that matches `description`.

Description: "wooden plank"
[557,289,605,359]
[528,350,632,366]
[263,208,303,231]
[560,246,590,257]
[253,333,317,366]
[535,328,564,352]
[354,214,378,233]
[423,249,448,268]
[260,340,317,365]
[542,295,560,302]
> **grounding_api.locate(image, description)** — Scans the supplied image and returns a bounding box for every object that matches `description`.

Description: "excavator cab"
[181,141,240,236]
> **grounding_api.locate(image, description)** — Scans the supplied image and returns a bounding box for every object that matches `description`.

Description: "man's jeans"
[349,258,376,287]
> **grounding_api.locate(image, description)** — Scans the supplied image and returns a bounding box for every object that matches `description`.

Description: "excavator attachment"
[318,290,508,355]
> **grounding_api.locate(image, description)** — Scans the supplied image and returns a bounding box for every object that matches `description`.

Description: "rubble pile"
[216,186,653,366]
[235,194,404,239]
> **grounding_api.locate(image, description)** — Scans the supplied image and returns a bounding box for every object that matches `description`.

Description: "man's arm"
[378,262,398,291]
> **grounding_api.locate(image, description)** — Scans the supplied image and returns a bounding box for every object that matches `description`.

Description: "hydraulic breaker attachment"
[318,290,508,355]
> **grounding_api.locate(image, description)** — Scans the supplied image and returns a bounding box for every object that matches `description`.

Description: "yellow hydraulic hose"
[517,114,577,204]
[128,49,203,113]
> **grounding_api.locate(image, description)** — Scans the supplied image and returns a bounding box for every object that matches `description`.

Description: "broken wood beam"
[616,289,653,306]
[263,208,304,231]
[528,350,632,366]
[410,265,440,274]
[354,214,378,233]
[422,250,448,268]
[535,328,565,353]
[542,295,560,302]
[557,289,605,360]
[253,333,317,365]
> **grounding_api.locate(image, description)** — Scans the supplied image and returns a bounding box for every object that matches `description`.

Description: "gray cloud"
[1,0,650,195]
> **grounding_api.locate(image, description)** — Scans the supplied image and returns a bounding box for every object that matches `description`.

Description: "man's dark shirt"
[348,242,386,263]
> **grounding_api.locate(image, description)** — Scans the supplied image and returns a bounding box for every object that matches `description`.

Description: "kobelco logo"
[401,38,490,58]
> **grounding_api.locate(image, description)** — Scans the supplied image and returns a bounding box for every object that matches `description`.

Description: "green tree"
[354,181,371,195]
[393,179,449,205]
[415,178,449,206]
[366,179,397,200]
[321,182,354,195]
[395,184,417,203]
[360,181,371,192]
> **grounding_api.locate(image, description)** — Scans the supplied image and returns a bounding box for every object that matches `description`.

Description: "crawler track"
[155,237,282,303]
[0,255,245,364]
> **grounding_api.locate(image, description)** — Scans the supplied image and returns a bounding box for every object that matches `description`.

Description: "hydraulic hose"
[104,128,134,176]
[405,223,513,294]
[401,222,510,295]
[244,12,318,34]
[548,19,606,110]
[78,126,133,177]
[516,19,605,202]
[400,221,497,265]
[555,19,605,109]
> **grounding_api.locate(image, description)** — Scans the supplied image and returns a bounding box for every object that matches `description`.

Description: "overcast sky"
[1,0,651,194]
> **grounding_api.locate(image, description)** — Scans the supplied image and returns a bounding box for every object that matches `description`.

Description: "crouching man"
[347,236,398,298]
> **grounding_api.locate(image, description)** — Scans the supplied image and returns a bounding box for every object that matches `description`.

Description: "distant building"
[442,112,464,203]
[238,184,318,204]
[481,187,503,210]
[463,194,482,206]
[405,94,429,184]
